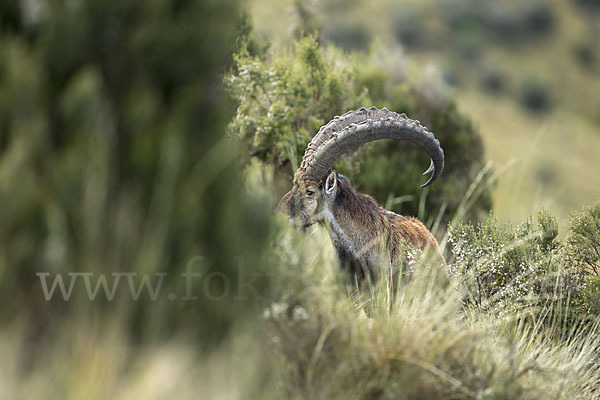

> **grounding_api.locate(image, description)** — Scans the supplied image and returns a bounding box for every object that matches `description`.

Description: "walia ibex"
[278,107,446,282]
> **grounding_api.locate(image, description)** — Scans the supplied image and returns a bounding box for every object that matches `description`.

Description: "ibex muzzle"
[278,107,446,282]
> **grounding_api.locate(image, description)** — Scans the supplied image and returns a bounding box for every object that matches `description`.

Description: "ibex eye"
[306,189,314,197]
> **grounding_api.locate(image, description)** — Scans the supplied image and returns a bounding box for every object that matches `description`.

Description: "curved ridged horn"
[299,107,444,188]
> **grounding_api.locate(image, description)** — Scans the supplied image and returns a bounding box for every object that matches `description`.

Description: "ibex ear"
[325,171,337,196]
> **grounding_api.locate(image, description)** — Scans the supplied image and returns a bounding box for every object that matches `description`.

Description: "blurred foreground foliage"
[227,33,491,228]
[0,0,272,347]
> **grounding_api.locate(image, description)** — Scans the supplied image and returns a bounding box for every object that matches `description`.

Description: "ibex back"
[278,107,446,282]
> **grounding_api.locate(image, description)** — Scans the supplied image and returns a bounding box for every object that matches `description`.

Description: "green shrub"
[227,36,369,170]
[227,36,492,228]
[523,2,555,37]
[479,68,507,94]
[439,1,554,47]
[565,201,600,315]
[349,57,491,226]
[573,0,600,12]
[391,8,428,50]
[322,21,371,51]
[450,204,600,328]
[449,212,561,314]
[520,74,552,113]
[536,160,558,186]
[455,21,487,61]
[573,40,597,69]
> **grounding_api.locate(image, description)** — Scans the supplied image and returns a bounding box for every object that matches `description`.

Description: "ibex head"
[278,169,341,230]
[278,107,444,229]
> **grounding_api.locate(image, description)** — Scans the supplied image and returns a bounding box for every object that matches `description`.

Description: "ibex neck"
[321,183,386,262]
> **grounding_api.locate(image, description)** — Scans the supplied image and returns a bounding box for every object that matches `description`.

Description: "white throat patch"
[317,202,354,255]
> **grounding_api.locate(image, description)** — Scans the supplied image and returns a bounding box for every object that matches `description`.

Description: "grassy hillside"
[458,89,600,232]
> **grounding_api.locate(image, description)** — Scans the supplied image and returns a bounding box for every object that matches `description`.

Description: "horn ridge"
[300,107,444,188]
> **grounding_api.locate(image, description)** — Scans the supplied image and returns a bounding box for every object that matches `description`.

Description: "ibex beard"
[278,107,447,284]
